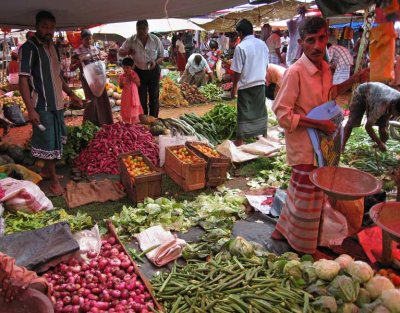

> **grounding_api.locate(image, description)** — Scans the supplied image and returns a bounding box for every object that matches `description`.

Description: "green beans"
[152,254,318,313]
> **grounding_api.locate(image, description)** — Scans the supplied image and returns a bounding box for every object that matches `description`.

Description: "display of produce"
[203,103,237,141]
[122,155,155,177]
[199,83,222,101]
[160,117,210,143]
[159,77,188,107]
[0,95,26,112]
[180,83,208,104]
[45,235,157,313]
[179,113,219,145]
[4,209,93,234]
[222,82,233,91]
[63,121,100,165]
[110,189,246,241]
[191,143,221,158]
[170,146,203,164]
[75,122,159,175]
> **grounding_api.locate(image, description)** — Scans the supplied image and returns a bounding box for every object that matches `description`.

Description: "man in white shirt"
[231,19,269,146]
[119,20,164,117]
[180,53,213,87]
[280,30,290,51]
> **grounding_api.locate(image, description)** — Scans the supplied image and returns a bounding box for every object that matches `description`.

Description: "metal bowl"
[309,166,382,201]
[370,202,400,243]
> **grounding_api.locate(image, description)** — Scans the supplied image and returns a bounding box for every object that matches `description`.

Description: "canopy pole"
[349,4,375,104]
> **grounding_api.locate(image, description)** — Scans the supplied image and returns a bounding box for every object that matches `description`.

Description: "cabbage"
[312,296,338,312]
[365,276,395,300]
[346,261,374,284]
[306,279,329,296]
[380,288,400,313]
[335,254,354,271]
[281,252,300,261]
[283,260,303,279]
[302,262,318,284]
[338,303,360,313]
[228,236,254,258]
[271,259,288,273]
[372,305,391,313]
[356,288,371,307]
[314,259,341,281]
[328,275,360,303]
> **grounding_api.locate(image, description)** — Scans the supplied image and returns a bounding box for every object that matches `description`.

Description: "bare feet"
[49,183,64,196]
[271,229,286,241]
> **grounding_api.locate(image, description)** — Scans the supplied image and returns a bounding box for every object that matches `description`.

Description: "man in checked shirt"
[327,43,354,85]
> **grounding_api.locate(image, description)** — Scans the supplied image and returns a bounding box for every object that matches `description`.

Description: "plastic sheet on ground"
[0,222,79,272]
[217,140,258,163]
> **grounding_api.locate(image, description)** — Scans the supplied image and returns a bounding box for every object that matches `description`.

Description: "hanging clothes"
[370,22,396,83]
[316,0,375,17]
[286,16,304,66]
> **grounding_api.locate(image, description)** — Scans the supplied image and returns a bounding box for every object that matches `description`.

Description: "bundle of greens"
[199,83,222,101]
[202,103,237,141]
[4,209,93,234]
[63,121,99,165]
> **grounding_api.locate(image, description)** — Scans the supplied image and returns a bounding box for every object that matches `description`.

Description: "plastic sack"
[0,178,53,213]
[0,164,42,184]
[333,198,364,236]
[318,200,348,247]
[239,136,282,156]
[370,22,396,83]
[216,140,258,163]
[0,222,80,272]
[159,134,197,166]
[72,224,101,262]
[3,104,26,125]
[7,73,19,85]
[82,60,107,97]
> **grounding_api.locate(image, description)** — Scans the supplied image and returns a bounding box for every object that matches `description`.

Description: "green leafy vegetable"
[203,103,237,141]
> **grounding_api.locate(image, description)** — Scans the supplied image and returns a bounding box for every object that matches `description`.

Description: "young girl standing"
[119,58,143,123]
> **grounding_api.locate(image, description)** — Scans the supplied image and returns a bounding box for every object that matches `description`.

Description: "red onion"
[110,248,120,256]
[108,237,117,245]
[110,289,121,298]
[87,249,98,259]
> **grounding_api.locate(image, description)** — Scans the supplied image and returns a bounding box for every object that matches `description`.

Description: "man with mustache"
[271,16,368,255]
[19,11,82,196]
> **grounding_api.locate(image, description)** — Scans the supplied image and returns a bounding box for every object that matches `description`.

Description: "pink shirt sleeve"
[272,69,301,133]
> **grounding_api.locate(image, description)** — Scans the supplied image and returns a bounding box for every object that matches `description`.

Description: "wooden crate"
[164,145,206,191]
[118,151,162,204]
[186,141,231,187]
[106,221,164,312]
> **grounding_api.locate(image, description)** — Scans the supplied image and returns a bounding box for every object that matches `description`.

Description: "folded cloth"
[64,179,126,209]
[135,225,186,267]
[357,226,400,264]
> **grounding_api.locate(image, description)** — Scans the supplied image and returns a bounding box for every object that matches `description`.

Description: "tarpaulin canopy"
[199,0,310,32]
[315,0,375,17]
[90,18,204,39]
[0,0,246,29]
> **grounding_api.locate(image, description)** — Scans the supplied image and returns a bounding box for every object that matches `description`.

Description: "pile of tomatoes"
[193,144,221,158]
[171,147,202,164]
[123,155,155,177]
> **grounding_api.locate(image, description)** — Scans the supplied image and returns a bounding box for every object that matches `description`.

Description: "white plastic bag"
[0,178,53,213]
[216,140,258,163]
[159,134,197,166]
[319,200,348,247]
[73,224,102,262]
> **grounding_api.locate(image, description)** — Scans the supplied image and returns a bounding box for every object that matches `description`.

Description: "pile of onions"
[44,236,155,313]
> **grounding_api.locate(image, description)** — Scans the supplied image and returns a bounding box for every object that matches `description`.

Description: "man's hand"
[377,141,387,152]
[230,87,237,99]
[358,67,370,84]
[28,110,40,127]
[70,93,83,107]
[319,120,337,136]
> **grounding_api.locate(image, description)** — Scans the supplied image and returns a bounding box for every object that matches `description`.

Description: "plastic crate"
[164,145,206,191]
[118,151,162,204]
[186,142,231,187]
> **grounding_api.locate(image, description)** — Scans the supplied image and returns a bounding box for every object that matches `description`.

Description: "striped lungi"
[332,66,350,85]
[275,164,325,254]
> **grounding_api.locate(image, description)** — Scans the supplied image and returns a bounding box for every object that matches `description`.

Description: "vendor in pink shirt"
[271,16,369,255]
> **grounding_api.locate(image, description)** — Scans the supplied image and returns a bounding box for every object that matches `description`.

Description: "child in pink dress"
[119,58,143,123]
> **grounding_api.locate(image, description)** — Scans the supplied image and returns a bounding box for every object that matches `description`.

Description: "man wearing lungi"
[231,19,269,146]
[19,11,82,196]
[271,16,368,254]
